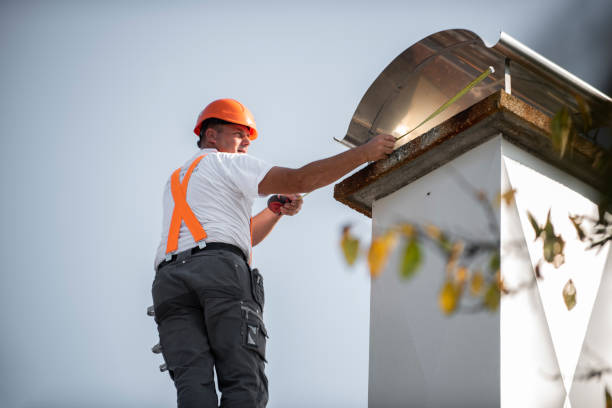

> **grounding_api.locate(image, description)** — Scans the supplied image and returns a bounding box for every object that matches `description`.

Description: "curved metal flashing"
[341,29,612,148]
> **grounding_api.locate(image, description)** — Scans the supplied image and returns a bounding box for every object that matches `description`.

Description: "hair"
[197,118,234,148]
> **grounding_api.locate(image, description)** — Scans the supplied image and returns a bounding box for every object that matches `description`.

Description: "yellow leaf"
[470,271,484,296]
[562,279,577,311]
[439,280,460,315]
[340,230,360,266]
[367,231,398,278]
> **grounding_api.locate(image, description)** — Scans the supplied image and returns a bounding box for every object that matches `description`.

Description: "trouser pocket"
[250,268,265,311]
[241,303,268,363]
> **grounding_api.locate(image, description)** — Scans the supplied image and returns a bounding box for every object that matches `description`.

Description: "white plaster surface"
[368,136,610,407]
[370,136,502,407]
[502,141,609,404]
[500,158,566,407]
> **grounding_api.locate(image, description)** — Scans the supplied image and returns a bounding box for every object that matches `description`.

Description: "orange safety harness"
[165,155,208,255]
[165,154,253,263]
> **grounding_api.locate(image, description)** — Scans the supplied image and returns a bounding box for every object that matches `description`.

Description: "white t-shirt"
[154,148,273,269]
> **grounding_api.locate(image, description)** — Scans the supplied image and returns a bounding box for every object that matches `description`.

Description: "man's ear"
[204,128,217,147]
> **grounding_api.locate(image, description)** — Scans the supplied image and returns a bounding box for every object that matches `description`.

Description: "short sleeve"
[220,153,273,199]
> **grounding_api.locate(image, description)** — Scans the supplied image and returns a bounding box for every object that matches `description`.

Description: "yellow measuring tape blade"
[396,66,495,141]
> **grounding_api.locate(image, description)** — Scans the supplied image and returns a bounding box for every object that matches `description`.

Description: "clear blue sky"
[1,1,610,407]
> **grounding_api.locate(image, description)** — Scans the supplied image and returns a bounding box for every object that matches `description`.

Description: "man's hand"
[358,134,396,162]
[279,194,303,216]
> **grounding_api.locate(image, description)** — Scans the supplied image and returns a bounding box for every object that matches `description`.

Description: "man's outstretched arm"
[258,134,395,195]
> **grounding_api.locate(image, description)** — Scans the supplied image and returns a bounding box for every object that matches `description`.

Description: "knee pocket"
[240,302,268,363]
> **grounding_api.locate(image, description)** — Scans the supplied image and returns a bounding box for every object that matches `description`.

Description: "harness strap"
[165,155,208,254]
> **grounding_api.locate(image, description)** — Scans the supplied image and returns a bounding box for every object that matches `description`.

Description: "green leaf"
[489,252,500,272]
[439,236,453,253]
[400,239,422,279]
[544,209,554,240]
[527,211,542,239]
[483,283,500,311]
[562,279,577,311]
[340,227,360,266]
[551,106,573,158]
[341,236,359,266]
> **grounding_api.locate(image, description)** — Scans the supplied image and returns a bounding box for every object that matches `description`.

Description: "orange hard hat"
[194,98,258,140]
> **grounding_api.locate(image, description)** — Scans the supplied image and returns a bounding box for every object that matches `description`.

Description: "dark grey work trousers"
[152,246,268,408]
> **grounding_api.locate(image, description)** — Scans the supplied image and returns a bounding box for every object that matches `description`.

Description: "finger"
[280,207,295,216]
[282,203,296,211]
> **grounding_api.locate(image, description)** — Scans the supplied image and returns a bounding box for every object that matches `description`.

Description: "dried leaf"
[470,271,484,296]
[400,239,422,280]
[534,261,542,279]
[399,223,416,238]
[450,241,465,259]
[497,188,517,206]
[424,224,442,240]
[367,231,398,278]
[553,253,565,268]
[340,229,360,266]
[425,224,453,253]
[455,266,468,285]
[439,280,460,315]
[562,279,577,311]
[592,150,605,170]
[569,214,586,241]
[605,386,611,408]
[496,269,508,294]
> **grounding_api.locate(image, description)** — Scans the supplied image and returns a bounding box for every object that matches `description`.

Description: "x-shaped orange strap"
[165,155,208,254]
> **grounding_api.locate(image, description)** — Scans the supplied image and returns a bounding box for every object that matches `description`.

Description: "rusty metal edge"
[334,90,606,217]
[334,91,507,217]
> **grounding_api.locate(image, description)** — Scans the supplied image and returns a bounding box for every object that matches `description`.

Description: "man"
[152,98,395,407]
